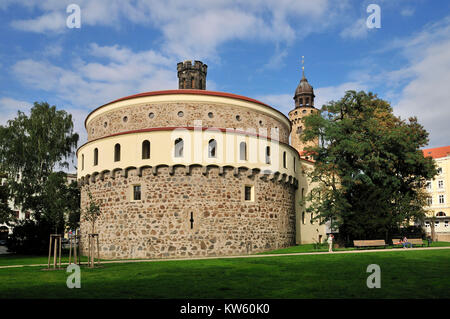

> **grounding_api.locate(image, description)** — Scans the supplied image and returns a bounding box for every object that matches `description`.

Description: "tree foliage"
[302,91,437,242]
[82,188,101,234]
[0,102,79,226]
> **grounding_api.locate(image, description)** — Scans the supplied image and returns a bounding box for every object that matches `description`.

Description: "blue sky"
[1,0,450,168]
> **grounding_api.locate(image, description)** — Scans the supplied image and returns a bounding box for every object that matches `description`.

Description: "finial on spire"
[301,56,305,78]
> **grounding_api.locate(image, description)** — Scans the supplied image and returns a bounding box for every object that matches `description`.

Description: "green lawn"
[259,240,450,255]
[1,248,449,298]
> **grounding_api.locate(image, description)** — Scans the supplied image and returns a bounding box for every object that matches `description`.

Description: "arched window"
[437,212,446,217]
[299,98,303,106]
[265,146,271,164]
[142,140,150,159]
[283,151,286,168]
[240,142,247,161]
[174,138,184,158]
[306,97,310,105]
[114,144,121,162]
[208,139,217,158]
[93,148,98,166]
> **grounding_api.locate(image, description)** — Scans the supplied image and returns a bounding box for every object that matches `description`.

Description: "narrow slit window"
[208,139,217,158]
[244,185,253,202]
[283,151,286,168]
[142,140,150,159]
[265,146,271,164]
[174,138,184,158]
[114,143,121,162]
[93,148,98,166]
[133,185,141,201]
[240,142,247,161]
[190,212,194,229]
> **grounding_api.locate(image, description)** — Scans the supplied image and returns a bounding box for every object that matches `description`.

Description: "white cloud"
[11,11,66,33]
[394,39,450,148]
[400,7,415,17]
[6,0,348,59]
[0,97,32,125]
[340,18,368,39]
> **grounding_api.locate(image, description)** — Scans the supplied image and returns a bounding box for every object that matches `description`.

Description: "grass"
[0,248,449,298]
[258,240,450,255]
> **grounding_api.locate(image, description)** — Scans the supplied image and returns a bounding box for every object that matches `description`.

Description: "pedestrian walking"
[327,234,334,252]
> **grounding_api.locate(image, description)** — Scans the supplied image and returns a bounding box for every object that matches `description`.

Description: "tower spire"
[301,56,305,78]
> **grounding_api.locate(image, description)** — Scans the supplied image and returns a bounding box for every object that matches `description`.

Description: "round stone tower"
[177,60,207,90]
[77,62,300,260]
[288,65,319,159]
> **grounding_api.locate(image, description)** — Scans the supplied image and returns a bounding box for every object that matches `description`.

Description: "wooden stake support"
[47,234,62,269]
[69,231,81,265]
[87,233,100,268]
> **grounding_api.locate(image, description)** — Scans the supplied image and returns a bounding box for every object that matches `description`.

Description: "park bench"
[353,240,387,249]
[392,238,425,247]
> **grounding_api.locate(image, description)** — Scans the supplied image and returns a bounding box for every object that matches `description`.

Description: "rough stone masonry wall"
[87,101,290,144]
[80,166,296,259]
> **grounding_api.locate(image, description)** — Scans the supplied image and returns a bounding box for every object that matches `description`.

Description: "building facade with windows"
[77,61,326,259]
[0,173,77,239]
[423,145,450,241]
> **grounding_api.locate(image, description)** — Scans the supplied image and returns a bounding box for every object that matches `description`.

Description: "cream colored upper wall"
[77,129,299,179]
[85,93,291,133]
[426,156,450,217]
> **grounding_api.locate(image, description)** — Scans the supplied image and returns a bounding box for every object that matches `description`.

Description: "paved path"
[1,246,449,270]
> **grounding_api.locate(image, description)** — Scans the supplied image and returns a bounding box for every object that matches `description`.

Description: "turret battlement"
[177,60,208,90]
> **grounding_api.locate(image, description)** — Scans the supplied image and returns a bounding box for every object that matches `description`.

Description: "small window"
[93,148,98,166]
[302,212,305,225]
[438,180,444,189]
[283,151,286,169]
[427,197,432,206]
[244,185,254,202]
[142,140,150,159]
[265,146,271,164]
[114,144,121,162]
[174,138,184,158]
[302,109,307,114]
[425,221,430,228]
[297,126,303,134]
[426,181,432,189]
[437,167,442,174]
[191,77,195,88]
[239,142,247,161]
[104,122,107,128]
[178,111,184,117]
[149,112,155,119]
[208,139,217,158]
[236,115,241,121]
[439,195,445,204]
[293,156,296,172]
[208,112,213,118]
[445,221,449,227]
[435,221,440,227]
[81,154,84,170]
[437,212,446,217]
[123,116,128,122]
[133,185,141,201]
[310,212,314,224]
